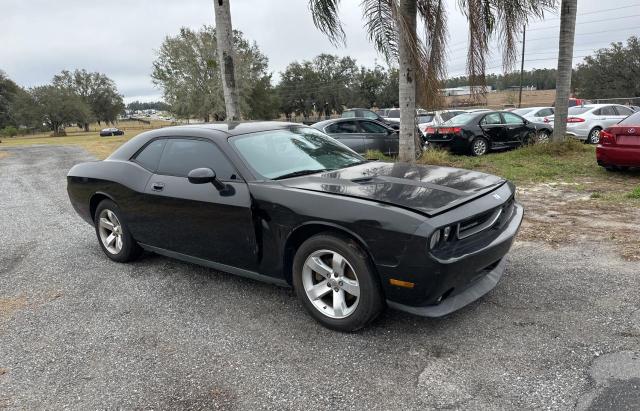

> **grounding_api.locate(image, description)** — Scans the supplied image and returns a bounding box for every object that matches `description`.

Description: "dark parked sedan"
[67,122,523,331]
[312,117,400,156]
[342,108,399,129]
[100,127,124,137]
[424,111,538,156]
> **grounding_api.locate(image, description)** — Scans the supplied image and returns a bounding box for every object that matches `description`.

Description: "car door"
[532,108,553,123]
[502,112,530,145]
[613,105,635,124]
[598,105,620,128]
[139,137,257,270]
[479,113,506,147]
[358,120,398,155]
[324,121,367,154]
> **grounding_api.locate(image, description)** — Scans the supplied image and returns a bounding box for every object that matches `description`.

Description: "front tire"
[292,233,384,332]
[470,137,489,156]
[587,127,601,144]
[94,199,142,262]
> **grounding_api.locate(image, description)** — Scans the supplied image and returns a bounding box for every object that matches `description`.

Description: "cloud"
[1,0,636,102]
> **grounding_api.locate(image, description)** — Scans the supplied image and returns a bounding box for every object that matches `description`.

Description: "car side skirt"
[139,243,290,287]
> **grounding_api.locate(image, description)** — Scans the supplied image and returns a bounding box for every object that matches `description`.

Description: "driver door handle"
[151,182,165,192]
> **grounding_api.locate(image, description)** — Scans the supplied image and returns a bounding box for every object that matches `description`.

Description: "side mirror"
[188,167,226,191]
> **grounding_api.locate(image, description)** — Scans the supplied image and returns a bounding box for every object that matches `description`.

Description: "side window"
[156,139,237,180]
[537,108,553,117]
[363,111,378,119]
[503,113,525,124]
[326,121,359,134]
[341,110,356,118]
[133,139,166,172]
[359,121,388,134]
[593,109,602,115]
[615,106,634,116]
[481,113,503,125]
[600,106,617,116]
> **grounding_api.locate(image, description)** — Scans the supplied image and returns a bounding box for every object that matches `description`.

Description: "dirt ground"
[517,178,640,261]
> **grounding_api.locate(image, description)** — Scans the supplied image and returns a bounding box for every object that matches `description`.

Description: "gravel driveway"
[0,145,639,410]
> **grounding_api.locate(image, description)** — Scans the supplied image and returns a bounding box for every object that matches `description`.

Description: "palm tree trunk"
[552,0,577,142]
[397,0,417,162]
[213,0,241,121]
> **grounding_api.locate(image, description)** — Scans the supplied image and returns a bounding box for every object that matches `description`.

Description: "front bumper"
[386,203,524,317]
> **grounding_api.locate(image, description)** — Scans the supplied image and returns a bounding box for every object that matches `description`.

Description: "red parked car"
[596,111,640,171]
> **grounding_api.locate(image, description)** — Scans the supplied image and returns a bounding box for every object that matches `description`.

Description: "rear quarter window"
[133,139,166,172]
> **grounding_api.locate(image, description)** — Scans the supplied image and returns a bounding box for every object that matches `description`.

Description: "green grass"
[627,186,640,199]
[417,140,602,185]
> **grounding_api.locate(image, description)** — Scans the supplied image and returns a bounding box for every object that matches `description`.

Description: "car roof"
[158,121,301,136]
[107,121,306,161]
[312,117,387,128]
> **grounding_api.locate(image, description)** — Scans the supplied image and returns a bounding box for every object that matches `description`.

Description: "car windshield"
[441,113,476,125]
[231,127,365,180]
[417,114,434,123]
[512,108,534,116]
[619,111,640,125]
[568,106,591,115]
[386,109,400,118]
[440,111,466,122]
[341,110,356,118]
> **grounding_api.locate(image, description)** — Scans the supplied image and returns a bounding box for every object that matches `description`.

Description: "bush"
[1,126,18,137]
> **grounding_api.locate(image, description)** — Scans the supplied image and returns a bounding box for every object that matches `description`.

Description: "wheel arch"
[282,222,377,286]
[89,191,116,220]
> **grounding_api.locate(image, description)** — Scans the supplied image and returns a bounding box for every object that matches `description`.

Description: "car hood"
[279,161,506,216]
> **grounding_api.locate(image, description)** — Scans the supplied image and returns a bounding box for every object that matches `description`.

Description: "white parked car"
[566,104,636,144]
[512,107,555,123]
[417,110,467,136]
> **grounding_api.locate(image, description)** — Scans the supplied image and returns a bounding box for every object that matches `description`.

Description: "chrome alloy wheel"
[472,138,488,156]
[301,250,360,319]
[98,209,123,254]
[589,128,601,144]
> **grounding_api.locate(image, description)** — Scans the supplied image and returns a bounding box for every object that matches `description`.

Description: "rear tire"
[470,137,489,156]
[587,127,601,144]
[94,199,142,263]
[292,233,384,332]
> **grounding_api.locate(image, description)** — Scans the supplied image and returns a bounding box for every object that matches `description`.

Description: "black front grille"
[456,195,515,240]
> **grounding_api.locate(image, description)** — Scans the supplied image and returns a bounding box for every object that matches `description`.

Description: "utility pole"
[518,27,526,108]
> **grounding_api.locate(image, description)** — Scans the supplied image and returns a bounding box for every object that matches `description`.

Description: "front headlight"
[429,230,441,250]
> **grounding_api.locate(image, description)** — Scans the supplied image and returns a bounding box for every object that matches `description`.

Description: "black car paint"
[67,122,523,313]
[425,111,537,153]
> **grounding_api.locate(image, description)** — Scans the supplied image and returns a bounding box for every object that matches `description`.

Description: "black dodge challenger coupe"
[67,122,523,331]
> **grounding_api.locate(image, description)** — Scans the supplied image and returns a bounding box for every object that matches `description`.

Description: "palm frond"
[308,0,346,46]
[417,0,448,107]
[360,0,399,63]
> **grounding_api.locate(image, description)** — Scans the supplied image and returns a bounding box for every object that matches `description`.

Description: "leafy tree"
[309,0,555,161]
[0,71,21,129]
[246,74,280,120]
[573,36,640,100]
[152,26,270,121]
[52,69,124,131]
[31,86,91,136]
[126,101,171,111]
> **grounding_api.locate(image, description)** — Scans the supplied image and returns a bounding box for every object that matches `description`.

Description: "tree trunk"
[213,0,241,121]
[552,0,577,142]
[83,122,89,132]
[397,0,417,162]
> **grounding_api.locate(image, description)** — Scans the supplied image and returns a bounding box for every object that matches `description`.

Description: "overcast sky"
[2,0,639,103]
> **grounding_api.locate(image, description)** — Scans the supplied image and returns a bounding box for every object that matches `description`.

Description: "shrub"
[1,126,18,137]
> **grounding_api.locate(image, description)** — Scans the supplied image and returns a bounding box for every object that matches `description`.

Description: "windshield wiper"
[273,169,330,180]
